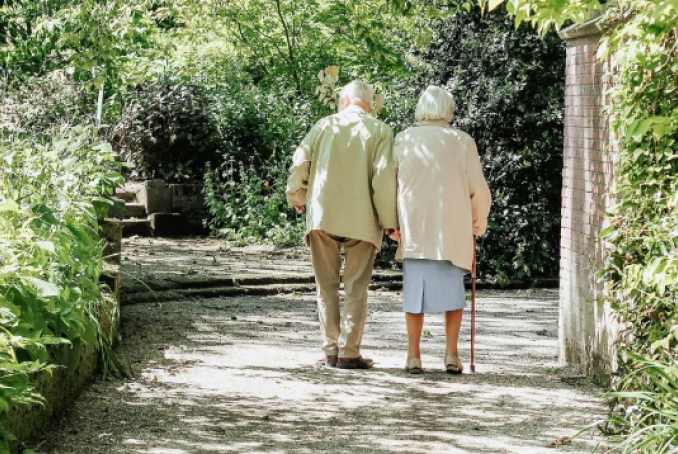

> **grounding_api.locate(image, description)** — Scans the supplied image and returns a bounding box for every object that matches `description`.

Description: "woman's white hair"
[415,85,456,122]
[339,80,374,104]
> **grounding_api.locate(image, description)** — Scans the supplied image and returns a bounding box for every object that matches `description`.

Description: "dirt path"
[32,282,609,454]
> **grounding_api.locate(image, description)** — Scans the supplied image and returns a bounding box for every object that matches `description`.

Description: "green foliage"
[113,75,222,182]
[203,86,313,246]
[0,75,88,134]
[0,126,124,452]
[204,0,452,97]
[204,157,305,247]
[592,2,678,451]
[208,81,317,165]
[0,0,155,88]
[605,355,678,454]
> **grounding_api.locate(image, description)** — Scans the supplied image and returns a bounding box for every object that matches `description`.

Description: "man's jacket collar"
[342,104,371,116]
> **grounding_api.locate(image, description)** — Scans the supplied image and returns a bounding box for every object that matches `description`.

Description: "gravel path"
[31,286,609,454]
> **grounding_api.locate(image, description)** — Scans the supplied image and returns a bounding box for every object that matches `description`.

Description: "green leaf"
[36,241,56,254]
[0,199,19,213]
[24,277,60,298]
[488,0,505,11]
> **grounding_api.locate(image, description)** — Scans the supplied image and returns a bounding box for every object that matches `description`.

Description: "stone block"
[150,213,208,236]
[108,198,125,219]
[100,219,123,242]
[122,219,153,237]
[123,202,147,219]
[170,184,205,213]
[138,184,172,215]
[145,179,167,189]
[114,188,137,202]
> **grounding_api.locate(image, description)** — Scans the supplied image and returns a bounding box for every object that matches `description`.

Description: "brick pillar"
[559,20,618,383]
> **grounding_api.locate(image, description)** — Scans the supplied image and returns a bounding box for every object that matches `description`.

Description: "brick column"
[559,20,618,383]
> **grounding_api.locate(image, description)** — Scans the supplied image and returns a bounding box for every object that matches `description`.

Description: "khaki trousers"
[308,230,376,359]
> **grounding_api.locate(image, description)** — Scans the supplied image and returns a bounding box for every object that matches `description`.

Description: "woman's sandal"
[406,357,423,374]
[445,355,464,374]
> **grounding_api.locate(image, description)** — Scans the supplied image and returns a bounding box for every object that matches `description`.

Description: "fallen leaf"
[547,437,571,448]
[151,375,158,383]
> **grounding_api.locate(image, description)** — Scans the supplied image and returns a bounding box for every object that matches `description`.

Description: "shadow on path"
[34,289,608,454]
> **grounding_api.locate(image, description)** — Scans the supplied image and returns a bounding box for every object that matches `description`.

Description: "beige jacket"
[286,105,398,250]
[394,120,492,271]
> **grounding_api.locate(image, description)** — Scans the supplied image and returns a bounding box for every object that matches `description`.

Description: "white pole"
[96,84,104,128]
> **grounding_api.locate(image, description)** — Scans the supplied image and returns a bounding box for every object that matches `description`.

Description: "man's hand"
[385,228,401,242]
[295,205,304,214]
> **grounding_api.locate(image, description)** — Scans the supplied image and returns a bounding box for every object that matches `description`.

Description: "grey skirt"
[402,259,466,314]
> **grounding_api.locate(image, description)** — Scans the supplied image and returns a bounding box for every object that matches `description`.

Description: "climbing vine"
[598,3,678,451]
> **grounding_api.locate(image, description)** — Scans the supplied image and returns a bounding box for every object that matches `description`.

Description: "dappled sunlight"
[36,289,608,453]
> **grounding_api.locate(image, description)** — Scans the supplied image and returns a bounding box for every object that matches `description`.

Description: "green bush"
[203,84,316,246]
[595,3,678,450]
[424,6,565,282]
[204,156,305,246]
[0,126,124,453]
[0,76,89,134]
[112,75,222,182]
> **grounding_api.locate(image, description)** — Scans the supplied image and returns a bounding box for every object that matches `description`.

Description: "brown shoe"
[336,356,373,370]
[317,355,338,367]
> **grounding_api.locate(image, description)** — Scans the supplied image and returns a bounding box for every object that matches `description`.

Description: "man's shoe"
[336,356,373,369]
[317,355,338,367]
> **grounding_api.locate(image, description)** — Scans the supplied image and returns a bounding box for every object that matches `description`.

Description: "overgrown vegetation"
[4,0,677,451]
[0,126,124,453]
[596,2,678,451]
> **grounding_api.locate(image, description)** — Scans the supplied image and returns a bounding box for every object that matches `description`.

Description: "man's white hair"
[340,80,374,104]
[415,85,456,122]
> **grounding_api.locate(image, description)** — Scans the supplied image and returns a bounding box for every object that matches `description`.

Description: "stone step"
[120,271,405,294]
[122,219,152,237]
[149,213,208,236]
[108,198,126,219]
[114,188,137,203]
[120,269,558,294]
[124,203,147,219]
[121,283,314,304]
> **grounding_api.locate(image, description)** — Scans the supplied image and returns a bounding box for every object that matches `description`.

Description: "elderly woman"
[391,86,491,374]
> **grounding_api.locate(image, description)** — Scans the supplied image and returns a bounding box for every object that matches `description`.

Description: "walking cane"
[470,235,477,373]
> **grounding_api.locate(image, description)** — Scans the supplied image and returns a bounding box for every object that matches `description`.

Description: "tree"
[0,0,154,88]
[184,0,452,98]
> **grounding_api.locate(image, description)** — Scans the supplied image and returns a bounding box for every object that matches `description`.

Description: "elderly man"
[286,80,397,370]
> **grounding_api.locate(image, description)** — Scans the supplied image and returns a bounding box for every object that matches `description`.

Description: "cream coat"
[286,105,398,250]
[394,120,492,271]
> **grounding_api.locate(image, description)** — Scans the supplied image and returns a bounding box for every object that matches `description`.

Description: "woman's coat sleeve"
[466,139,492,236]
